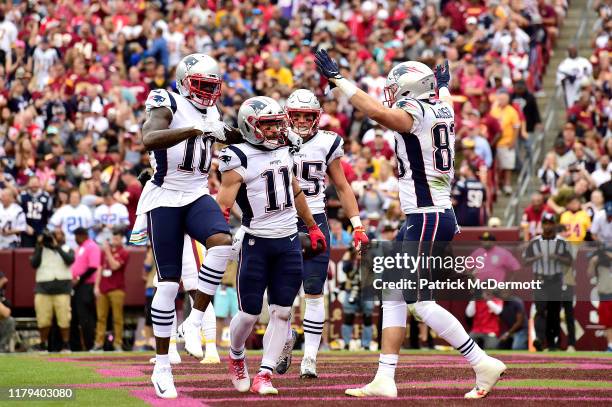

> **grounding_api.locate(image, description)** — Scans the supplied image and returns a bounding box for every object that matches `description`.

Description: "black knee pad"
[344,313,355,325]
[303,276,324,295]
[363,314,372,326]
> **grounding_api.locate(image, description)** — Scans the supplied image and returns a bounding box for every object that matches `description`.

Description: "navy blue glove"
[314,49,342,81]
[434,60,451,90]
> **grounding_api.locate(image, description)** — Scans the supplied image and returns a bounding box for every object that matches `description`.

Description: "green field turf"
[1,350,611,406]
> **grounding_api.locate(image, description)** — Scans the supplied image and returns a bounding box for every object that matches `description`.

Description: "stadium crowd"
[0,0,609,352]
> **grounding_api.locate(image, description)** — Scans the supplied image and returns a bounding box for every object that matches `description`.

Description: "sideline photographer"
[30,229,74,352]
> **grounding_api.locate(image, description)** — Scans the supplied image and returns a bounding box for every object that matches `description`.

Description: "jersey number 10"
[178,136,215,174]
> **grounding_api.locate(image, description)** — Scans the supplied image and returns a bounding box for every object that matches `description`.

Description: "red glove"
[352,226,369,251]
[223,207,231,223]
[308,224,327,252]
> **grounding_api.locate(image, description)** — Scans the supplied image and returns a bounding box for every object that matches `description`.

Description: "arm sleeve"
[30,246,43,268]
[145,89,177,115]
[466,301,476,317]
[218,145,247,180]
[486,300,503,315]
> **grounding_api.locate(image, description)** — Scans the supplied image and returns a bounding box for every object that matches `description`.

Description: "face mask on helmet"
[286,108,320,138]
[250,114,288,149]
[182,74,222,107]
[383,82,399,108]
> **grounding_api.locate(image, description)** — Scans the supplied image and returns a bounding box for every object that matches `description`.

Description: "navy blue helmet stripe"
[228,145,248,169]
[152,150,168,187]
[401,133,433,208]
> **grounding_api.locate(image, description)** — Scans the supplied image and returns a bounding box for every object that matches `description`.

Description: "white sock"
[229,311,259,359]
[187,308,204,327]
[376,354,398,379]
[151,282,178,338]
[414,301,485,366]
[202,303,217,350]
[286,317,293,341]
[170,312,177,342]
[197,245,231,295]
[155,353,170,367]
[260,304,292,374]
[303,297,325,360]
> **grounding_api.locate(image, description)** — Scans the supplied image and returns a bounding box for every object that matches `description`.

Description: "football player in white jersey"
[139,53,243,399]
[216,96,326,395]
[274,89,369,378]
[315,50,506,399]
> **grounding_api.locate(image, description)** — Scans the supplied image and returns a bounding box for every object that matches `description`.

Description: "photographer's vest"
[36,246,72,283]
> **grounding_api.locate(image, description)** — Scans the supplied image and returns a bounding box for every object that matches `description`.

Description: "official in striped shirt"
[523,212,573,351]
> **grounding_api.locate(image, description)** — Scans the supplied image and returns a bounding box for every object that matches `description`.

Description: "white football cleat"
[300,356,318,378]
[169,340,182,364]
[151,364,178,399]
[201,343,221,364]
[250,371,278,395]
[464,356,507,399]
[345,375,397,398]
[229,357,250,392]
[178,320,203,359]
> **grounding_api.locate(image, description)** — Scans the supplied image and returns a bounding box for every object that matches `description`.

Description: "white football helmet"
[238,96,288,150]
[285,89,321,138]
[383,61,435,106]
[176,53,222,109]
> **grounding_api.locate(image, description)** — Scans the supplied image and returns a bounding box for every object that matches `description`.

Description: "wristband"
[350,216,362,228]
[334,77,358,99]
[438,87,451,98]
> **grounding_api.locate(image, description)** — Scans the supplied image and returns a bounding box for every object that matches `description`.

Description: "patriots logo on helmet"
[151,95,166,104]
[183,56,199,71]
[392,64,423,81]
[248,99,268,114]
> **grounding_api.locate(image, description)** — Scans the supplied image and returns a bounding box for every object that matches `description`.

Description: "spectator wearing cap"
[92,228,129,352]
[521,192,553,241]
[523,212,573,351]
[469,232,521,283]
[70,226,101,351]
[491,89,522,195]
[592,202,612,243]
[587,244,612,352]
[0,188,26,249]
[93,189,129,245]
[30,228,74,353]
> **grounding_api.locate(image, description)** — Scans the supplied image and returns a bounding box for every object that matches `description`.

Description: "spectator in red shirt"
[566,90,596,130]
[92,228,130,352]
[461,61,486,106]
[521,192,552,241]
[365,131,394,161]
[466,292,503,349]
[118,168,142,227]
